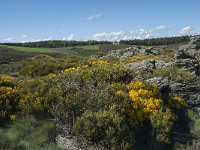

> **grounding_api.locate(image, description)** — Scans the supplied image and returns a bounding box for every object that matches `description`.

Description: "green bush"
[20,55,80,77]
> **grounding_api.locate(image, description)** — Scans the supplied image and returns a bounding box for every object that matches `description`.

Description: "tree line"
[0,40,112,48]
[119,35,191,46]
[0,35,195,48]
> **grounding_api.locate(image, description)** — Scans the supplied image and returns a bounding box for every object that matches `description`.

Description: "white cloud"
[93,31,125,41]
[22,35,28,38]
[29,37,52,42]
[93,29,154,41]
[62,37,67,41]
[87,13,103,21]
[62,34,75,41]
[4,37,14,42]
[22,40,28,43]
[67,34,74,40]
[179,26,194,34]
[156,25,167,30]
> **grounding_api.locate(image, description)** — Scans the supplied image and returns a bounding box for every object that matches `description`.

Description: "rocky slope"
[101,35,200,107]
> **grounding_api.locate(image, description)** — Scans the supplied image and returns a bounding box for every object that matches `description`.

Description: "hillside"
[0,35,200,150]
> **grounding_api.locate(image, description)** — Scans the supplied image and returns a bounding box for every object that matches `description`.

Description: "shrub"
[150,108,176,144]
[20,55,80,77]
[127,81,163,121]
[0,75,20,124]
[17,59,188,149]
[73,106,135,150]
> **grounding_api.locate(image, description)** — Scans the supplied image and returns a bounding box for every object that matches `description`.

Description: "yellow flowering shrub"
[0,75,14,87]
[90,59,109,65]
[47,73,56,78]
[126,55,160,63]
[116,90,124,95]
[62,65,88,74]
[0,76,20,123]
[127,81,163,121]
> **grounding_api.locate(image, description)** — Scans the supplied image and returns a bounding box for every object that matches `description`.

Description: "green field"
[0,45,56,53]
[0,44,133,58]
[0,45,101,57]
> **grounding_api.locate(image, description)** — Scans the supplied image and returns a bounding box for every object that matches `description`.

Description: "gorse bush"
[16,60,187,149]
[20,55,80,77]
[127,81,163,121]
[0,75,20,124]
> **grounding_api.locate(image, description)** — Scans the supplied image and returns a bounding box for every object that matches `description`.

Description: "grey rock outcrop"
[100,46,160,61]
[179,36,200,60]
[126,59,173,71]
[146,77,200,106]
[125,60,154,71]
[133,48,160,56]
[170,82,200,106]
[174,50,193,59]
[174,59,199,72]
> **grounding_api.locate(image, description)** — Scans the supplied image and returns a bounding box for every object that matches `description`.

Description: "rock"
[126,59,173,71]
[195,64,200,76]
[101,46,138,60]
[125,60,154,71]
[174,50,193,59]
[119,51,134,61]
[134,48,160,56]
[155,60,174,69]
[146,77,170,101]
[179,36,200,58]
[170,82,200,106]
[174,59,198,72]
[147,77,169,91]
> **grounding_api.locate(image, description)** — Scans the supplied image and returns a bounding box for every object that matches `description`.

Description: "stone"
[170,82,200,106]
[174,59,198,72]
[125,60,154,71]
[147,76,169,91]
[133,48,160,56]
[174,50,192,59]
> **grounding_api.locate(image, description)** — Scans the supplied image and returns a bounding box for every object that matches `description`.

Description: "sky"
[0,0,200,42]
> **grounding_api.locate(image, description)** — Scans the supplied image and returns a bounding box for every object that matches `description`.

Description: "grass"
[0,45,101,57]
[0,44,134,58]
[63,45,100,50]
[0,115,60,150]
[0,45,56,53]
[147,66,196,83]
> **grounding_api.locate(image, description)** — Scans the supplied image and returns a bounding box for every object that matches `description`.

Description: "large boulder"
[170,82,200,106]
[174,59,199,72]
[174,50,193,59]
[125,60,154,71]
[126,59,173,71]
[133,48,160,56]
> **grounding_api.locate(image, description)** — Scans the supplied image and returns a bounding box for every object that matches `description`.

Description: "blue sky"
[1,0,200,42]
